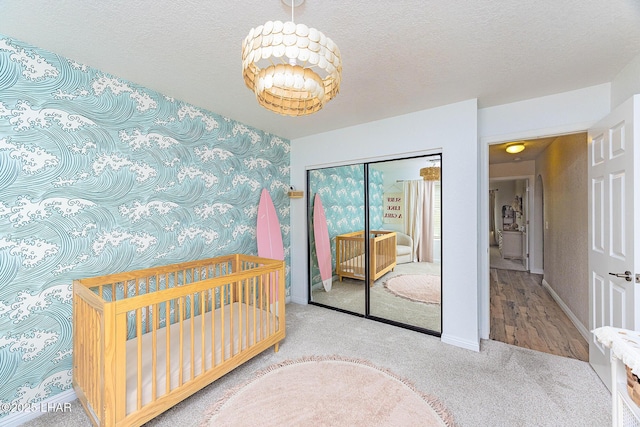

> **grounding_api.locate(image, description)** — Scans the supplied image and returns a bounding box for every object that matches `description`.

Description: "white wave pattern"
[53,252,90,275]
[279,206,290,217]
[0,284,71,323]
[177,105,218,131]
[119,128,179,150]
[232,224,255,240]
[244,205,259,218]
[53,348,73,363]
[69,223,97,238]
[119,200,179,222]
[52,89,77,100]
[177,227,219,245]
[269,180,289,192]
[0,237,59,267]
[0,136,59,174]
[67,59,88,72]
[91,75,157,112]
[69,140,97,155]
[177,166,218,188]
[243,157,271,170]
[93,153,157,182]
[2,196,95,227]
[194,203,234,219]
[0,330,58,361]
[0,100,94,131]
[92,230,157,255]
[0,39,59,81]
[279,165,291,176]
[194,147,234,162]
[231,174,261,191]
[163,158,180,167]
[232,123,261,144]
[269,136,290,153]
[10,370,73,406]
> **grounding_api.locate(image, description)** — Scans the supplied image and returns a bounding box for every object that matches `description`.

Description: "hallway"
[490,268,588,361]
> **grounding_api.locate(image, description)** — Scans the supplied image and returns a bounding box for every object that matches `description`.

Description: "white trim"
[305,148,442,171]
[542,279,590,342]
[0,389,77,427]
[480,122,598,145]
[290,296,308,305]
[441,334,480,352]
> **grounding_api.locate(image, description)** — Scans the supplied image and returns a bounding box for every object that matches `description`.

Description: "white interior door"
[588,95,640,389]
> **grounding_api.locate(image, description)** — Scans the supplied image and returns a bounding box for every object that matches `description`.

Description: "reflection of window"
[433,182,441,239]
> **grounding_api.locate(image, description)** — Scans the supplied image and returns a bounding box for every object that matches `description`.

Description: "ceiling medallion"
[242,0,342,116]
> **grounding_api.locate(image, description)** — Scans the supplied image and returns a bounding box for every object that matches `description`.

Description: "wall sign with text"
[383,192,404,223]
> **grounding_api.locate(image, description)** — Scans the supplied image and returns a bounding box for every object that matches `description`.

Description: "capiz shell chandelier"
[242,0,342,116]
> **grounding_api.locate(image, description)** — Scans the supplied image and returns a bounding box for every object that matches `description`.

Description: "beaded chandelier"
[242,0,342,116]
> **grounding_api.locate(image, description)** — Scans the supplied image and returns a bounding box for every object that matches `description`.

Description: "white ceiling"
[1,1,639,140]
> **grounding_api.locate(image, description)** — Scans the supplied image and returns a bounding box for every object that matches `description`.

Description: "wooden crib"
[335,230,397,286]
[73,254,285,427]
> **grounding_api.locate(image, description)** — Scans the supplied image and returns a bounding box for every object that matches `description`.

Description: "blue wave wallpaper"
[0,34,290,415]
[308,165,383,285]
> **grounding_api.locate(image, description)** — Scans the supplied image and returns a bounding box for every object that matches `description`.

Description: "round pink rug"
[202,355,456,426]
[384,274,441,304]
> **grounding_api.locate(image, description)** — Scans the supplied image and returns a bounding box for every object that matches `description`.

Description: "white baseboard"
[1,389,77,427]
[530,268,544,275]
[289,295,308,305]
[441,333,480,352]
[541,279,590,341]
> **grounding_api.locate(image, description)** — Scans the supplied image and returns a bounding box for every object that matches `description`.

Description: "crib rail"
[73,254,285,427]
[336,230,397,286]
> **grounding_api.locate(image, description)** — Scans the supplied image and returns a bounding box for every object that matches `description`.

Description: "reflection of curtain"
[402,180,434,262]
[489,190,497,246]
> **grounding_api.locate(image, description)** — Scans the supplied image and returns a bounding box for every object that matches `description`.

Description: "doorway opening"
[487,134,589,361]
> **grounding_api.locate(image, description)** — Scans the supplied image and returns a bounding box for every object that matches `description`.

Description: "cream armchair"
[395,231,413,264]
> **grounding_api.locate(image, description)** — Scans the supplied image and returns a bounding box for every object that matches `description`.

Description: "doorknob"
[609,271,632,282]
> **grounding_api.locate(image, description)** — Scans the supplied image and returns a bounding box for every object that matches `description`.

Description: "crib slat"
[210,289,216,368]
[252,276,257,345]
[244,279,249,350]
[145,278,150,333]
[220,288,226,362]
[200,290,205,375]
[190,293,195,380]
[165,299,171,394]
[136,308,142,410]
[229,288,232,357]
[179,296,184,386]
[259,275,264,341]
[152,302,157,401]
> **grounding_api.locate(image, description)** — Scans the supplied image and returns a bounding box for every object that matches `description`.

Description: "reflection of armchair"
[395,231,413,264]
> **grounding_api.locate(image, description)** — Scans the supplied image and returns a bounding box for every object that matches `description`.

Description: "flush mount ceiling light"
[506,143,525,154]
[241,0,342,116]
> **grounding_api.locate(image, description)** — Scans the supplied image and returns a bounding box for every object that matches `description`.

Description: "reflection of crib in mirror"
[336,230,397,287]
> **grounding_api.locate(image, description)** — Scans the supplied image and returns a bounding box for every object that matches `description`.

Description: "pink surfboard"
[257,189,284,302]
[313,193,332,292]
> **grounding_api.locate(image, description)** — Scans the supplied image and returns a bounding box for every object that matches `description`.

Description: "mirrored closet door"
[308,155,442,335]
[308,164,366,314]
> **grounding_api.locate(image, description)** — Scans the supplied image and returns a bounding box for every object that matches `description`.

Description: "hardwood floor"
[490,268,589,361]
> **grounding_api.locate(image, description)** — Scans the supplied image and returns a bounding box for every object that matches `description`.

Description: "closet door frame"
[306,153,443,337]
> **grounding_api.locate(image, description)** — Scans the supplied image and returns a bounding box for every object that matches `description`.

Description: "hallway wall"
[535,133,588,330]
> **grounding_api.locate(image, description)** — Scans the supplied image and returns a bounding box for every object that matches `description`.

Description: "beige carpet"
[384,274,441,304]
[201,355,456,427]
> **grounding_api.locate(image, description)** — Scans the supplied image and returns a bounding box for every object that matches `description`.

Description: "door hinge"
[637,274,640,284]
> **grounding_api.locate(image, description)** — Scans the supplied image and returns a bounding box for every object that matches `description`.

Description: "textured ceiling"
[1,1,639,140]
